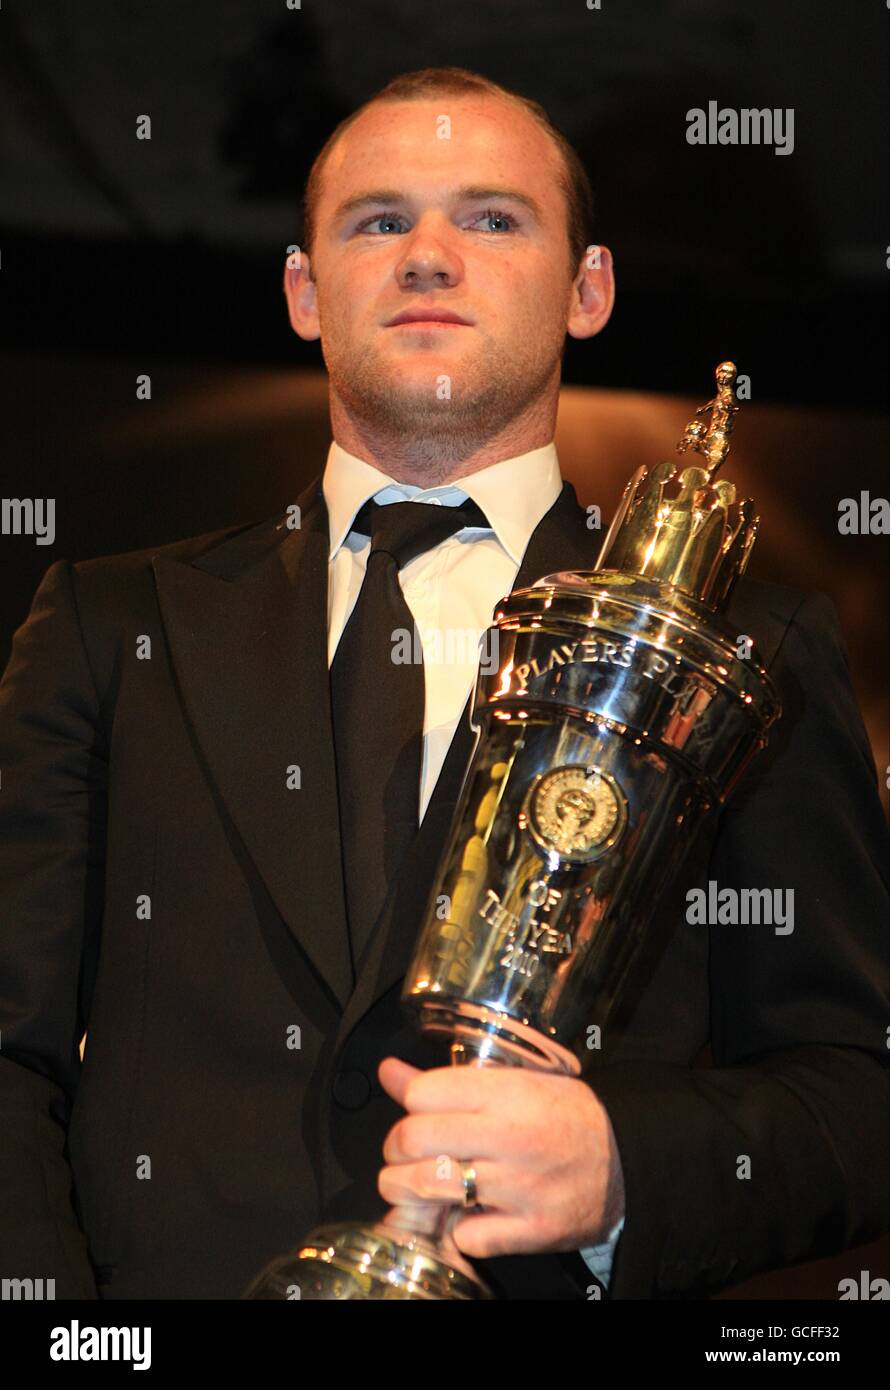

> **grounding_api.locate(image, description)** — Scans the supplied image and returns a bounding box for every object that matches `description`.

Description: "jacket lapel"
[332,479,598,1049]
[153,472,355,1012]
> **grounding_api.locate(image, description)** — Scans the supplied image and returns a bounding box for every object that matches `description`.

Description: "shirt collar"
[322,440,563,569]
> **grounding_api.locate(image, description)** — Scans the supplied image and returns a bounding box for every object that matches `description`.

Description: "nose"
[395,217,463,290]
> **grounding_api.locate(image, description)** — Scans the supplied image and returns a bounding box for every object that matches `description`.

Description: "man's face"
[294,95,603,456]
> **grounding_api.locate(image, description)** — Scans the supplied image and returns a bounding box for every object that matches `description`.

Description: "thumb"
[377,1055,423,1106]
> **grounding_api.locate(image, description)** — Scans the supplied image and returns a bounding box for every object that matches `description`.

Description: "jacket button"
[332,1068,371,1110]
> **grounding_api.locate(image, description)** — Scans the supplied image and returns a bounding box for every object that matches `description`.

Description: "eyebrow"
[332,185,545,224]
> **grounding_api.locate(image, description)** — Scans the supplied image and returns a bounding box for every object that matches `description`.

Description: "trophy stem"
[381,1201,451,1241]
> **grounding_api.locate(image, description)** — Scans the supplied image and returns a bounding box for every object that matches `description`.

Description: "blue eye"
[471,208,519,232]
[355,207,519,235]
[358,213,408,235]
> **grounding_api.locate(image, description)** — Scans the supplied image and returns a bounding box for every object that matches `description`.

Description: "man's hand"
[376,1056,625,1259]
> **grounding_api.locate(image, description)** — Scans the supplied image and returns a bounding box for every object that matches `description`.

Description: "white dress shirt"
[324,439,562,821]
[322,438,624,1289]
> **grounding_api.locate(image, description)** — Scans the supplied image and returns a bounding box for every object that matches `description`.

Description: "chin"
[389,342,467,360]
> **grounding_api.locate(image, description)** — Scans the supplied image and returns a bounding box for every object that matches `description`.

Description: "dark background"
[1,0,887,1300]
[1,0,887,396]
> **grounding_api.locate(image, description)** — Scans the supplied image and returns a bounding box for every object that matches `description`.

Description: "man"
[0,67,887,1302]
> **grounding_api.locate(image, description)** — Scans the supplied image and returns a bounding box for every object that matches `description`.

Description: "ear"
[283,249,321,341]
[566,244,615,341]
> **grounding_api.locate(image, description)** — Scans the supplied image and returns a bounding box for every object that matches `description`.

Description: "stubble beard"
[324,327,561,473]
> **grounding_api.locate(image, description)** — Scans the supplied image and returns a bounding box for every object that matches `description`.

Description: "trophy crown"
[594,361,758,609]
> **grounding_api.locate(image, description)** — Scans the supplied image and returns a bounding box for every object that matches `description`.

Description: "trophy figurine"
[244,361,782,1300]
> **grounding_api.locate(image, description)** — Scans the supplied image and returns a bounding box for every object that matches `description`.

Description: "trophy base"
[243,1220,495,1300]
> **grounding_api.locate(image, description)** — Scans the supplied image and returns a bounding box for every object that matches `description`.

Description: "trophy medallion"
[524,764,627,863]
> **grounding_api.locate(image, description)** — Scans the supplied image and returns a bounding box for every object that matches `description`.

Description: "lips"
[386,308,473,327]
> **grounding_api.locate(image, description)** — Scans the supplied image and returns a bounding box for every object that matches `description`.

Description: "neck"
[328,388,558,487]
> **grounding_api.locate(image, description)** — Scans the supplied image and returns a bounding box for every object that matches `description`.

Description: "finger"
[382,1111,501,1165]
[386,1061,529,1114]
[377,1157,511,1210]
[451,1210,544,1260]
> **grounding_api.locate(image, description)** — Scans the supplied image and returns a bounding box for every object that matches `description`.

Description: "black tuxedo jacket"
[0,472,887,1300]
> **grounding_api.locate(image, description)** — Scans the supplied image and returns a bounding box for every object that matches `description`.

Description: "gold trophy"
[245,362,781,1299]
